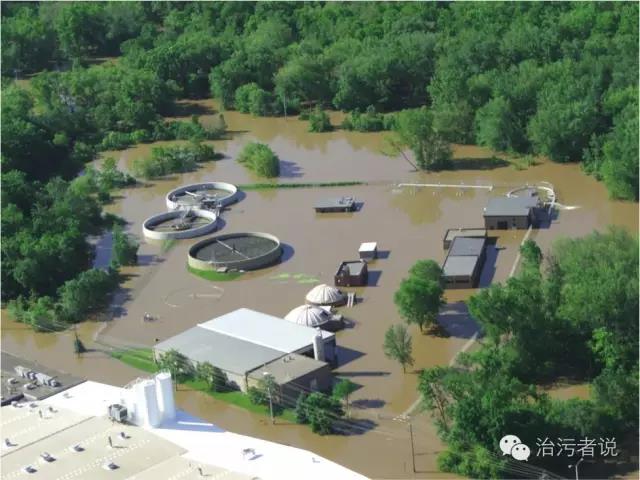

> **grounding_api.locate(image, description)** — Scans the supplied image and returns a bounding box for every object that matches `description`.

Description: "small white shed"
[358,242,378,260]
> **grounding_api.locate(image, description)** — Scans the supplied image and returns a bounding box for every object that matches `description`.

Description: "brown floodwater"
[2,98,637,479]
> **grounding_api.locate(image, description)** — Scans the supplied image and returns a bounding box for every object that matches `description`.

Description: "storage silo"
[312,328,325,362]
[155,372,176,423]
[134,379,161,428]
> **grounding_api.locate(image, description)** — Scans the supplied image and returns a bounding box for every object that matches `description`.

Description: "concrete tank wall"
[187,232,282,272]
[166,182,239,210]
[142,208,218,240]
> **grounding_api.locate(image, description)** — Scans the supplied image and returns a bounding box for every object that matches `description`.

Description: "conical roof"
[305,284,346,306]
[285,305,331,328]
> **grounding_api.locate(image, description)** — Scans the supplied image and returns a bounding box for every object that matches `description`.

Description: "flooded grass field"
[2,99,637,478]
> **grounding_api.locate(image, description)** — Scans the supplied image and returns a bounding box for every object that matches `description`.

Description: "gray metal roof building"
[449,237,486,257]
[155,327,285,376]
[442,236,487,289]
[314,196,356,212]
[484,196,538,216]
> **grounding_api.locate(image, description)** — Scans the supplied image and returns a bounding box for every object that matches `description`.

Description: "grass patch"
[187,264,243,281]
[110,348,156,373]
[184,379,296,422]
[239,181,364,190]
[110,350,295,422]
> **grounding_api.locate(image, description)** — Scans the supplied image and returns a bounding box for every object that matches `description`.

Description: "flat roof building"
[247,354,332,405]
[334,260,368,287]
[442,237,487,289]
[154,309,337,392]
[314,196,356,213]
[443,228,487,249]
[2,380,368,480]
[483,196,540,230]
[358,242,378,260]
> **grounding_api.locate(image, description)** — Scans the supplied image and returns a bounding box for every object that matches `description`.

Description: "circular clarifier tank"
[188,232,282,272]
[166,182,239,210]
[142,208,218,240]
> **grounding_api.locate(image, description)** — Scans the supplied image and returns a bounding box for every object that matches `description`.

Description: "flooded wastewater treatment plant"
[2,97,637,480]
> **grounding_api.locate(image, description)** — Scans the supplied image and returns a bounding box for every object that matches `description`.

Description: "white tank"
[312,328,325,361]
[155,372,176,423]
[134,379,161,427]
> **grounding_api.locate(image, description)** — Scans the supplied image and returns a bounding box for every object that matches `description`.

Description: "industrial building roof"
[443,255,482,277]
[444,228,487,242]
[155,326,285,375]
[1,408,186,480]
[449,237,486,257]
[247,354,328,386]
[338,261,366,276]
[35,381,368,480]
[314,197,355,209]
[199,308,334,354]
[484,196,538,217]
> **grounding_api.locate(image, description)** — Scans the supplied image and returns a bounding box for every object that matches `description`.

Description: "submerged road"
[402,224,534,418]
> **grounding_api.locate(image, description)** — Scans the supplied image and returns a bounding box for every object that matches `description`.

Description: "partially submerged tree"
[384,324,414,373]
[394,276,445,332]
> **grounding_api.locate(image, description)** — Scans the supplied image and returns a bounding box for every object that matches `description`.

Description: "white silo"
[155,371,176,423]
[312,328,325,361]
[134,379,161,428]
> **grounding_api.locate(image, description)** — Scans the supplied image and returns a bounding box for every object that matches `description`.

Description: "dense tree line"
[419,231,638,478]
[3,2,637,197]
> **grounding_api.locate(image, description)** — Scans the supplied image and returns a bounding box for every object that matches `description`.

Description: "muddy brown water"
[2,99,637,479]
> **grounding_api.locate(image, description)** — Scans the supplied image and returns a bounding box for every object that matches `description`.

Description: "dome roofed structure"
[305,284,346,306]
[285,305,331,328]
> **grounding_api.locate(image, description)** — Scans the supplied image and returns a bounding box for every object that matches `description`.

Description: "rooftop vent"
[102,462,119,471]
[40,452,55,463]
[69,444,84,453]
[22,466,37,474]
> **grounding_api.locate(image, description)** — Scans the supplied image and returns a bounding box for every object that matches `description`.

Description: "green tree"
[332,378,357,416]
[394,277,445,332]
[383,324,414,373]
[408,259,443,285]
[303,392,345,435]
[195,362,227,392]
[57,268,117,323]
[158,349,193,382]
[295,392,309,424]
[234,83,271,116]
[391,107,452,170]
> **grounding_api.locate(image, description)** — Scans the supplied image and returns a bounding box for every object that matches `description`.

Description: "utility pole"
[408,420,416,474]
[263,372,274,425]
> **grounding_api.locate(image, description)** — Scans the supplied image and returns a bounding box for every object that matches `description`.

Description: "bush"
[99,131,135,151]
[308,106,332,132]
[342,106,397,132]
[295,392,309,424]
[111,225,138,267]
[131,142,216,179]
[248,386,268,405]
[237,142,280,178]
[235,83,272,116]
[152,118,225,142]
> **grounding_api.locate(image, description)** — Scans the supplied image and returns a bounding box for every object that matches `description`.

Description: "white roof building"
[305,284,346,306]
[5,380,369,480]
[285,305,331,328]
[198,308,334,354]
